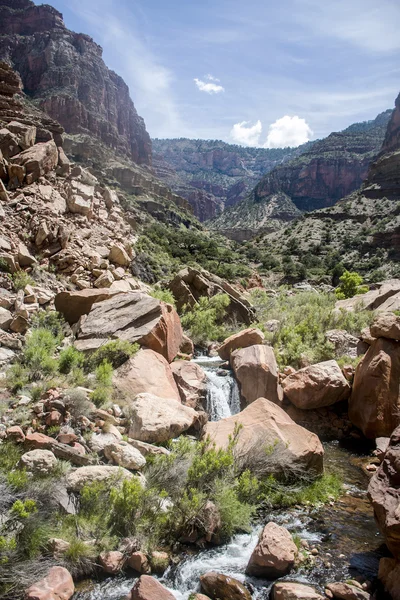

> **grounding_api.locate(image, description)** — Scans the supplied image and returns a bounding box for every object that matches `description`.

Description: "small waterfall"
[204,366,241,421]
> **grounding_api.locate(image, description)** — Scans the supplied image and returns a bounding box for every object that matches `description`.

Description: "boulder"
[368,426,400,559]
[129,575,175,600]
[128,392,199,444]
[200,571,251,600]
[114,349,180,402]
[246,522,297,578]
[218,328,265,360]
[325,329,366,359]
[171,359,207,408]
[66,465,134,492]
[128,438,170,457]
[378,557,400,600]
[75,292,183,362]
[17,243,37,267]
[19,449,57,475]
[0,306,12,330]
[11,140,58,184]
[7,121,36,149]
[325,582,370,600]
[272,582,324,600]
[104,441,146,470]
[282,360,351,410]
[127,551,151,574]
[98,551,125,575]
[169,267,255,325]
[55,288,122,325]
[203,398,324,476]
[349,338,400,438]
[370,312,400,340]
[25,566,74,600]
[374,437,390,462]
[231,345,283,406]
[109,243,131,267]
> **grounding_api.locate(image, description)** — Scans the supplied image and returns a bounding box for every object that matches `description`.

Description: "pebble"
[311,548,319,555]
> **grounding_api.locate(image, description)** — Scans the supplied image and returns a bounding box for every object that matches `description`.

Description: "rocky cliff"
[0,0,151,165]
[152,139,305,221]
[256,98,400,281]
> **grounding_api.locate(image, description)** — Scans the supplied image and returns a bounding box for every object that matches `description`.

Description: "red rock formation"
[0,0,151,165]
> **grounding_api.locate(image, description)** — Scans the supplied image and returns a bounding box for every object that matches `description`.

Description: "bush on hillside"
[335,270,368,299]
[181,294,230,345]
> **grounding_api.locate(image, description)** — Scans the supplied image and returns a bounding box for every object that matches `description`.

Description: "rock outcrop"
[230,345,283,406]
[246,522,297,578]
[349,337,400,438]
[0,0,151,165]
[75,292,183,361]
[282,360,351,410]
[171,360,207,409]
[169,267,255,325]
[129,575,175,600]
[370,312,400,340]
[203,397,324,476]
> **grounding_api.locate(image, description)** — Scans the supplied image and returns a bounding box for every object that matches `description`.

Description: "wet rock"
[282,360,351,410]
[25,566,74,600]
[171,359,207,408]
[217,327,265,360]
[246,522,297,578]
[349,338,400,437]
[368,425,400,559]
[325,582,370,600]
[204,397,324,477]
[129,575,175,600]
[200,571,251,600]
[128,392,199,444]
[114,349,180,402]
[127,551,151,574]
[104,441,146,470]
[231,344,283,406]
[66,465,134,492]
[370,312,400,340]
[98,550,125,575]
[19,449,57,475]
[272,582,324,600]
[378,557,400,600]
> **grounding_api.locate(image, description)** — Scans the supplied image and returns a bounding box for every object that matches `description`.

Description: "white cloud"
[194,78,225,94]
[230,120,262,146]
[265,115,313,148]
[205,74,220,82]
[230,116,313,148]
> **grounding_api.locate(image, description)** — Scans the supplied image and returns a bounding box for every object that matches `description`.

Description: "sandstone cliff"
[211,110,391,240]
[152,139,305,221]
[0,0,151,165]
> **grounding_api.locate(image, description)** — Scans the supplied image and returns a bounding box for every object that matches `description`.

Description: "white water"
[204,366,241,420]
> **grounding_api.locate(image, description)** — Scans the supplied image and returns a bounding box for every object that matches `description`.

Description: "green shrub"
[58,346,84,374]
[90,360,113,407]
[335,270,368,299]
[150,287,176,307]
[12,271,34,291]
[88,340,139,369]
[181,294,230,345]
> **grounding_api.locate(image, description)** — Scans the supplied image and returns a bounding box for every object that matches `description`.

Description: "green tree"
[335,270,368,299]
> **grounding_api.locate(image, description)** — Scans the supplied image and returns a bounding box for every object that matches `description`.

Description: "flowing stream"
[74,360,385,600]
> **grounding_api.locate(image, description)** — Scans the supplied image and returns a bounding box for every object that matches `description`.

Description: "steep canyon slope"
[0,0,151,165]
[210,110,392,241]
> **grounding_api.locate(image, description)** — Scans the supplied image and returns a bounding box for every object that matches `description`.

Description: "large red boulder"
[114,349,180,402]
[218,328,264,360]
[129,575,175,600]
[203,398,324,477]
[25,566,74,600]
[368,425,400,559]
[230,344,283,406]
[75,292,183,362]
[349,338,400,437]
[246,522,297,578]
[282,360,351,410]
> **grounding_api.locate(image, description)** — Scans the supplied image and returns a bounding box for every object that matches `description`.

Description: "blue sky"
[41,0,399,146]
